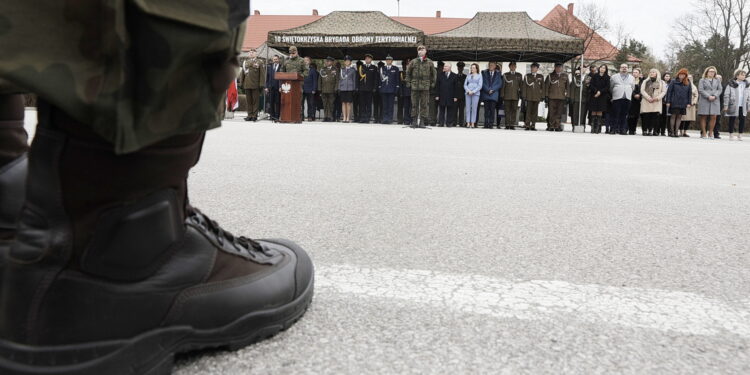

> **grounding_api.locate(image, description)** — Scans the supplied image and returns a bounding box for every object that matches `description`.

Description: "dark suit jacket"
[435,72,462,106]
[266,63,281,89]
[480,70,502,102]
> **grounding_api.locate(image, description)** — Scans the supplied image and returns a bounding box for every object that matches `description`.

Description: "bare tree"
[544,1,628,68]
[671,0,750,80]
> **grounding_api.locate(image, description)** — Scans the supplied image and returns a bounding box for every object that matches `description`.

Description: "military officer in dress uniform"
[397,59,413,125]
[521,62,545,130]
[406,46,437,127]
[455,62,467,126]
[379,55,400,124]
[501,62,523,129]
[239,48,266,122]
[318,56,339,122]
[357,54,379,123]
[545,62,569,132]
[373,61,384,122]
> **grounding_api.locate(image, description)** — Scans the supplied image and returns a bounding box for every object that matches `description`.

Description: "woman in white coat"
[723,69,749,140]
[640,69,667,136]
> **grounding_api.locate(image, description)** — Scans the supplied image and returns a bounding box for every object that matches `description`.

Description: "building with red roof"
[538,3,640,64]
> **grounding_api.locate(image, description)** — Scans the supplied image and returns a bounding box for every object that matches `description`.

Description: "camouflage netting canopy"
[240,42,288,60]
[426,12,584,63]
[267,11,424,60]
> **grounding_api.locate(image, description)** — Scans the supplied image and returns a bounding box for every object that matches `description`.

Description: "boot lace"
[187,207,273,258]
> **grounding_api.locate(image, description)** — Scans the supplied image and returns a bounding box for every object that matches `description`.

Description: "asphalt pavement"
[167,115,750,375]
[24,111,749,374]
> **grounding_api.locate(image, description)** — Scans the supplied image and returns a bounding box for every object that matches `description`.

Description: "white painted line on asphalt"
[317,264,750,337]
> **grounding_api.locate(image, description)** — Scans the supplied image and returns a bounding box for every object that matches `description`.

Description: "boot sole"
[0,260,314,375]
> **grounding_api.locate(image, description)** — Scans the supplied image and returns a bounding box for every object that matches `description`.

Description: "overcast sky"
[252,0,678,59]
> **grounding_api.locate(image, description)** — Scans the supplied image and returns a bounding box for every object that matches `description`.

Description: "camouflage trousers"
[0,1,248,154]
[410,90,430,126]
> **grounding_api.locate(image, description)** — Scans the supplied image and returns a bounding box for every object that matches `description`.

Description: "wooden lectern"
[275,72,304,123]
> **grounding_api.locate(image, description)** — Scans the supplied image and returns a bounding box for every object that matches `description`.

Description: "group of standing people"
[585,63,749,139]
[238,45,749,139]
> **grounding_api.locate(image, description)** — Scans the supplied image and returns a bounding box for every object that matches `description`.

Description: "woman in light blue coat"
[464,63,483,128]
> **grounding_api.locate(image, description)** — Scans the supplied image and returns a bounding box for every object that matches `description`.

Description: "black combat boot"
[0,103,314,375]
[0,94,28,241]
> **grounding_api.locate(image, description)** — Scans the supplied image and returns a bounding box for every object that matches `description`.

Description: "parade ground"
[25,111,750,374]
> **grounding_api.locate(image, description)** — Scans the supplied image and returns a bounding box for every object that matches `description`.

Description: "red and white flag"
[226,80,239,112]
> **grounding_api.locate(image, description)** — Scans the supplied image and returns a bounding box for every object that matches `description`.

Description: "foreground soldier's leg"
[0,2,314,374]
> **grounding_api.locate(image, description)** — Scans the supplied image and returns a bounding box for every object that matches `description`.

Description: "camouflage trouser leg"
[245,89,260,118]
[0,1,248,154]
[410,90,430,126]
[322,93,335,120]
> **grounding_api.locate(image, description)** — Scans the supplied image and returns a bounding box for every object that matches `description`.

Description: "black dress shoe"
[555,128,563,132]
[244,117,252,121]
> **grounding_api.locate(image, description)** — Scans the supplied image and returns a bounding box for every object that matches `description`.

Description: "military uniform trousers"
[380,93,396,123]
[321,93,336,120]
[244,88,261,119]
[410,90,430,125]
[504,99,519,127]
[525,101,540,129]
[373,94,382,123]
[358,91,373,123]
[548,99,565,129]
[0,1,245,154]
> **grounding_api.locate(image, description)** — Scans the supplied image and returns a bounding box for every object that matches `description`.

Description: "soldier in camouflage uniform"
[239,48,267,122]
[406,46,437,127]
[318,57,339,122]
[501,62,523,129]
[545,62,570,132]
[281,46,309,77]
[521,62,545,130]
[0,2,314,373]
